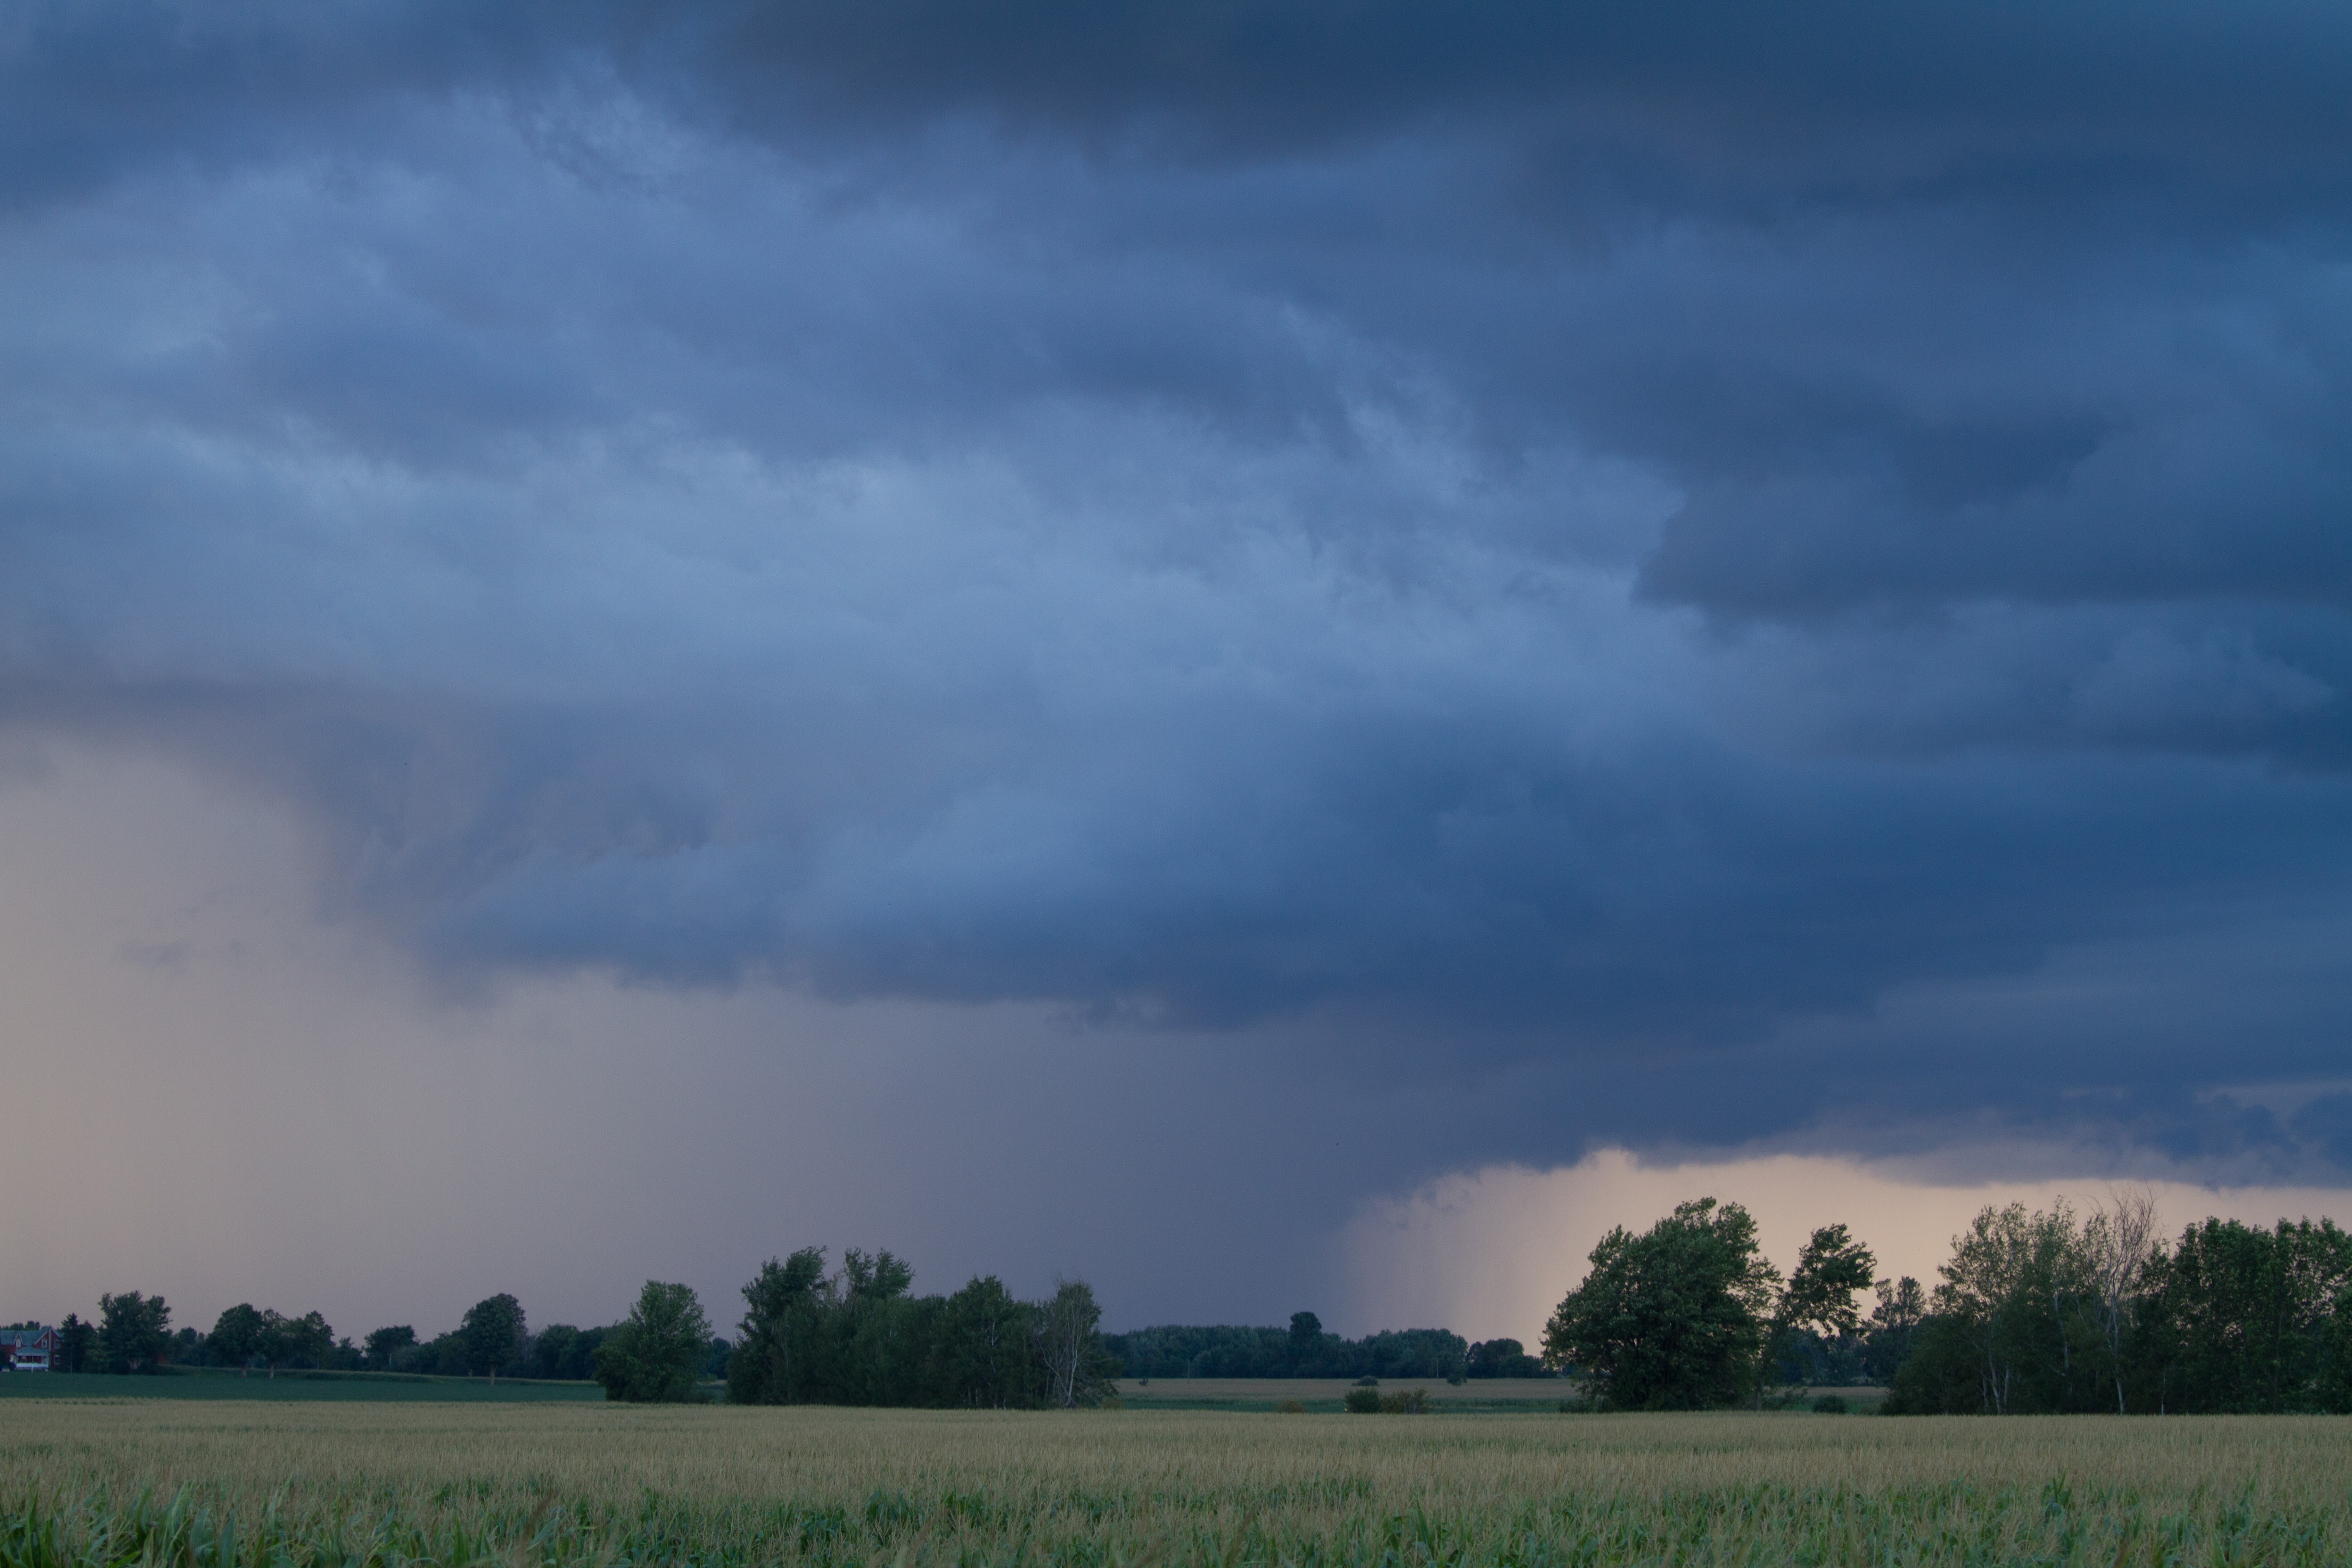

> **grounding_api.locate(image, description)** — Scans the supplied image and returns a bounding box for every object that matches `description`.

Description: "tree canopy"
[727,1247,1114,1409]
[94,1292,172,1374]
[461,1294,526,1382]
[1885,1201,2352,1415]
[1541,1197,1782,1410]
[594,1281,714,1403]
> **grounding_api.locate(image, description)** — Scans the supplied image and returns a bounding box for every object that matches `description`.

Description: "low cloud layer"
[5,0,2351,1271]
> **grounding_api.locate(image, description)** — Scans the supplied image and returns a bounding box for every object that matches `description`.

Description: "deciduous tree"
[1541,1198,1781,1409]
[1862,1276,1926,1382]
[209,1304,266,1375]
[728,1248,827,1405]
[461,1294,525,1382]
[55,1314,94,1374]
[941,1275,1037,1410]
[95,1292,171,1374]
[594,1281,712,1403]
[1038,1278,1114,1408]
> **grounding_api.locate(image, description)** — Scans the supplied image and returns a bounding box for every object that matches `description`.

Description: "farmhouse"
[2,1326,57,1371]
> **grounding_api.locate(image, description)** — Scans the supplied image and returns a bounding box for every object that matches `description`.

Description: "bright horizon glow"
[1341,1150,2352,1346]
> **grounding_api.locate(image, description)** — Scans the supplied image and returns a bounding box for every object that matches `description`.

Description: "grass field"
[5,1399,2351,1566]
[0,1371,606,1402]
[1117,1377,1571,1412]
[1112,1379,1887,1413]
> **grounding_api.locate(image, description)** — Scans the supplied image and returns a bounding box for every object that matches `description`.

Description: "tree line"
[1879,1196,2352,1414]
[33,1193,2343,1414]
[13,1288,711,1384]
[1103,1315,1545,1381]
[1539,1192,2352,1413]
[17,1250,1119,1410]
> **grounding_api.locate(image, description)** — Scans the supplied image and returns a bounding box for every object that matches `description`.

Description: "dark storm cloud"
[5,1,2352,1174]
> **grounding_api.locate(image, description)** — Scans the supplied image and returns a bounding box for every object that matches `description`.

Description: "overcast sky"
[5,0,2352,1342]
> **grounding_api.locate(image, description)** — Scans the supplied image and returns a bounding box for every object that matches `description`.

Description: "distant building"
[2,1326,57,1371]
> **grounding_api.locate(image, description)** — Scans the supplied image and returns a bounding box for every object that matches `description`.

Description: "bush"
[1810,1394,1849,1414]
[1343,1387,1381,1413]
[1376,1388,1429,1414]
[1276,1398,1307,1414]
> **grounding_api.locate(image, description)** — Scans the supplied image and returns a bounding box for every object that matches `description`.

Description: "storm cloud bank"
[6,1,2352,1181]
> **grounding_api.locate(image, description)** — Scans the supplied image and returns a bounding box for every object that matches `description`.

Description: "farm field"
[1117,1377,1568,1411]
[4,1400,2350,1567]
[1113,1378,1888,1413]
[0,1371,606,1403]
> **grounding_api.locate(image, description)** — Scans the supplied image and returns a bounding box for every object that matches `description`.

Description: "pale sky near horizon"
[8,745,2350,1341]
[5,1,2352,1343]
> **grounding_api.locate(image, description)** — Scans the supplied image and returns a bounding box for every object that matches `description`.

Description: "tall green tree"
[941,1275,1038,1409]
[729,1248,828,1405]
[209,1304,267,1375]
[94,1292,171,1374]
[1038,1278,1115,1408]
[1767,1224,1878,1396]
[1861,1276,1926,1383]
[595,1281,713,1403]
[1540,1198,1781,1409]
[1781,1225,1878,1338]
[2146,1216,2352,1413]
[2082,1191,2164,1414]
[55,1314,94,1374]
[1286,1311,1325,1375]
[461,1294,526,1382]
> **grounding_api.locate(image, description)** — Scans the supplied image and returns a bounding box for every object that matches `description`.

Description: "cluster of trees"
[1104,1315,1524,1381]
[353,1295,553,1379]
[37,1288,683,1384]
[353,1306,690,1382]
[1540,1199,1877,1410]
[205,1304,336,1376]
[1464,1338,1550,1377]
[1883,1198,2352,1415]
[724,1248,1115,1409]
[32,1294,173,1374]
[1536,1192,2352,1415]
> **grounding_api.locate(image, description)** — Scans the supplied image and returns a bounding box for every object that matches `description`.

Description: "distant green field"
[0,1370,606,1401]
[1112,1377,1888,1413]
[1115,1376,1571,1412]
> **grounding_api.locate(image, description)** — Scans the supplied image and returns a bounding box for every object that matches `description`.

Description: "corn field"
[4,1400,2350,1567]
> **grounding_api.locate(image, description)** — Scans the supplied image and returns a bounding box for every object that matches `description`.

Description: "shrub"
[1376,1388,1429,1414]
[1276,1398,1307,1414]
[1343,1387,1381,1413]
[1811,1394,1849,1414]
